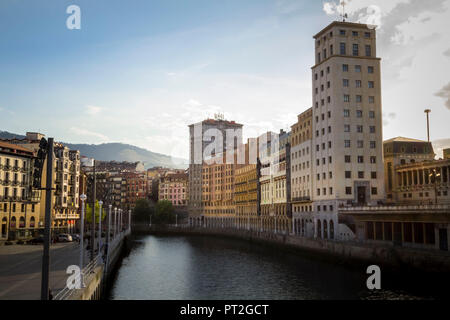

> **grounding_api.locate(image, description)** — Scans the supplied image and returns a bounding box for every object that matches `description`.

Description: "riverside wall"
[134,225,450,273]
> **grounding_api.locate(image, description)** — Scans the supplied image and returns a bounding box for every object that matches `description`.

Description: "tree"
[132,199,154,224]
[85,201,106,224]
[153,200,175,225]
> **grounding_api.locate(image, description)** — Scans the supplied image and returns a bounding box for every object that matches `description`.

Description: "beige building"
[188,117,243,224]
[0,141,40,240]
[260,130,291,234]
[6,133,81,233]
[310,21,385,241]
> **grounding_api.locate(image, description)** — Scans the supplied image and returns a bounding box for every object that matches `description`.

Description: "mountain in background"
[0,131,187,169]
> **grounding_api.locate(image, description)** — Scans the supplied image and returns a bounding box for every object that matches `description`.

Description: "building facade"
[310,21,385,240]
[158,172,188,207]
[188,118,243,224]
[0,141,40,240]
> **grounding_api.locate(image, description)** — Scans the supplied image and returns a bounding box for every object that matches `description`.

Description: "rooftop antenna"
[340,1,348,22]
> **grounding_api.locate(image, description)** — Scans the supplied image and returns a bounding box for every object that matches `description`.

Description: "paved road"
[0,242,90,300]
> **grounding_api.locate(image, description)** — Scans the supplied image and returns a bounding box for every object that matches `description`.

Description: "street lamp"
[98,200,103,252]
[429,169,441,205]
[424,109,431,142]
[79,194,87,287]
[114,208,117,237]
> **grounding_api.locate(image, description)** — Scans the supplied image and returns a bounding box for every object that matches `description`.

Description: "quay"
[139,224,450,273]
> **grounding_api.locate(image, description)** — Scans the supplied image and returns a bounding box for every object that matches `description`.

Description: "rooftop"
[384,137,428,144]
[313,21,376,39]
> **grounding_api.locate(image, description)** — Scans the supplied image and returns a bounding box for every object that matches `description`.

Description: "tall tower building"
[310,21,385,240]
[188,117,243,224]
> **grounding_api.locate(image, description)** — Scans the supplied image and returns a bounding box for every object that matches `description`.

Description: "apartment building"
[290,108,315,237]
[0,141,40,240]
[188,117,243,224]
[311,21,385,240]
[5,132,81,234]
[158,172,188,207]
[260,130,292,234]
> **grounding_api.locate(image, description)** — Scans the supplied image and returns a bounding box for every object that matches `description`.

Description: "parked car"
[71,234,80,242]
[29,236,44,245]
[57,234,73,242]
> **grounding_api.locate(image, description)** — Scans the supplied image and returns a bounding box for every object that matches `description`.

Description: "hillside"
[0,131,187,169]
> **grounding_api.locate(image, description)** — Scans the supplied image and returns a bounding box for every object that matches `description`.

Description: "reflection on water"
[109,235,445,300]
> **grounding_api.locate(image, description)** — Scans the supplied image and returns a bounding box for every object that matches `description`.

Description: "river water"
[109,235,447,300]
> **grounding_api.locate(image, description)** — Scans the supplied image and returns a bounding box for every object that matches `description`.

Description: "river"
[109,234,447,300]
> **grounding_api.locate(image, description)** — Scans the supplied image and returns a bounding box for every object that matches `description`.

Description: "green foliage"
[85,201,107,223]
[132,199,154,223]
[153,200,175,225]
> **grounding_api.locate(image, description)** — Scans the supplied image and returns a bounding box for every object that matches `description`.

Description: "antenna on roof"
[340,1,348,22]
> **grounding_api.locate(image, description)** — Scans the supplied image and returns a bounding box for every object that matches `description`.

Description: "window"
[344,95,350,102]
[358,156,364,163]
[356,95,362,102]
[340,29,346,35]
[317,189,321,196]
[329,156,332,164]
[358,171,364,179]
[327,96,331,103]
[357,126,363,133]
[327,66,330,74]
[345,155,351,163]
[356,80,362,88]
[371,187,378,195]
[365,45,371,57]
[330,44,334,55]
[370,141,376,149]
[315,88,318,94]
[370,126,376,133]
[345,140,351,148]
[344,125,350,132]
[328,111,331,118]
[369,111,375,118]
[371,172,377,179]
[356,110,363,118]
[353,44,359,56]
[355,65,361,72]
[343,64,349,72]
[370,156,377,164]
[315,73,318,80]
[344,109,350,117]
[346,187,352,195]
[369,96,375,104]
[368,66,374,73]
[357,140,364,148]
[321,70,324,77]
[345,171,352,179]
[343,79,349,87]
[327,81,331,88]
[321,84,324,91]
[368,81,374,88]
[364,32,371,38]
[352,31,358,37]
[340,42,346,55]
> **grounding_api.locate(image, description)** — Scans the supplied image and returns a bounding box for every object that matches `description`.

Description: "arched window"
[323,220,328,239]
[317,220,322,239]
[19,216,25,228]
[30,217,36,228]
[11,217,17,229]
[330,220,335,240]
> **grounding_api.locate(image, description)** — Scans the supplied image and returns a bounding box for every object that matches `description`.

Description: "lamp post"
[107,205,112,246]
[424,109,431,142]
[79,194,87,287]
[114,208,117,238]
[98,201,103,252]
[429,169,441,205]
[128,209,131,232]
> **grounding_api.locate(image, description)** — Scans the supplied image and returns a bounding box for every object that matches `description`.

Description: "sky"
[1,0,449,161]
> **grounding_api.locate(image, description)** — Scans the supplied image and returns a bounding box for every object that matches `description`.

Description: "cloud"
[444,48,450,57]
[70,127,108,141]
[85,105,104,115]
[433,138,450,159]
[435,82,450,110]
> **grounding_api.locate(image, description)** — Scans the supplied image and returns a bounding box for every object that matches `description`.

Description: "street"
[0,242,87,300]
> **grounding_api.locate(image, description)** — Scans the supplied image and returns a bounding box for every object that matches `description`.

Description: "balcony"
[3,165,11,171]
[3,180,11,186]
[12,180,20,187]
[292,196,311,203]
[12,166,20,172]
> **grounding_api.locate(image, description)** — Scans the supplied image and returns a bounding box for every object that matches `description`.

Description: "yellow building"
[0,141,41,240]
[6,133,81,234]
[235,163,259,230]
